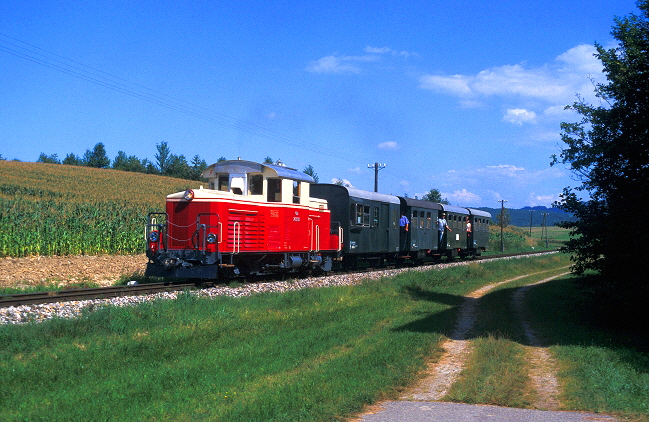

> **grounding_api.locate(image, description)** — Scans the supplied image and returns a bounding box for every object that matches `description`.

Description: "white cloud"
[330,178,355,187]
[377,141,399,150]
[306,55,362,74]
[419,44,605,106]
[419,74,472,95]
[527,192,562,207]
[348,166,363,174]
[365,46,417,58]
[443,188,481,205]
[502,108,537,125]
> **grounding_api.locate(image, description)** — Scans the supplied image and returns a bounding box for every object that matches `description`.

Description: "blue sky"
[0,0,637,208]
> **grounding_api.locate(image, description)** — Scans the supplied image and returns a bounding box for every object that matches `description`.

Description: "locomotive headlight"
[183,189,194,201]
[148,231,159,243]
[206,233,217,244]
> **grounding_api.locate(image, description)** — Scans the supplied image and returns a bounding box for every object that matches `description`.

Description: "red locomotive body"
[145,160,340,279]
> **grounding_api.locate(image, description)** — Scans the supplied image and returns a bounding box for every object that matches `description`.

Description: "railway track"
[0,282,197,308]
[0,251,556,309]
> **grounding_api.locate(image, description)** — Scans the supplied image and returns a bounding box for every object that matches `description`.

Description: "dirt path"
[398,269,570,408]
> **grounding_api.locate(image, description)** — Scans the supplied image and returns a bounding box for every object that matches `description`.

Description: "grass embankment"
[524,274,649,419]
[2,255,569,421]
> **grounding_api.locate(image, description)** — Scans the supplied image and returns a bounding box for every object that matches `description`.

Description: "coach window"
[426,212,432,229]
[412,210,418,230]
[392,210,397,229]
[351,204,363,225]
[249,174,263,195]
[267,178,281,202]
[218,175,229,191]
[373,207,379,226]
[363,206,370,226]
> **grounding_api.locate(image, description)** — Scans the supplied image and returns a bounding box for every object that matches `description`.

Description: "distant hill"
[477,206,575,227]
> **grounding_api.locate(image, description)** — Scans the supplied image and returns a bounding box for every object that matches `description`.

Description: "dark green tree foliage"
[84,143,110,168]
[155,141,172,174]
[188,155,208,181]
[552,1,649,297]
[62,153,83,166]
[422,188,449,204]
[112,151,147,173]
[302,165,319,183]
[37,153,60,164]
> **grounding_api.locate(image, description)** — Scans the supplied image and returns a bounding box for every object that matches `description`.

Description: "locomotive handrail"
[196,213,220,254]
[232,222,241,254]
[146,212,169,252]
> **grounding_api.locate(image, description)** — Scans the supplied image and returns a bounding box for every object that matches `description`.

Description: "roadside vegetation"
[2,254,646,420]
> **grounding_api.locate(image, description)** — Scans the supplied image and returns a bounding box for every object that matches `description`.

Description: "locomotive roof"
[202,159,315,183]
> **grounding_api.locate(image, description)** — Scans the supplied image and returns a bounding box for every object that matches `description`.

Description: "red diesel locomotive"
[145,160,341,279]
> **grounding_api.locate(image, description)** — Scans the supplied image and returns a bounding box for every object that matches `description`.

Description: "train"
[144,159,491,279]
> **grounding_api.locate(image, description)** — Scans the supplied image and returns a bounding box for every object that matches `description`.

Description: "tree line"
[32,141,209,181]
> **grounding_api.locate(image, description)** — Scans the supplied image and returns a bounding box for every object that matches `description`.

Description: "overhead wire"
[0,32,431,188]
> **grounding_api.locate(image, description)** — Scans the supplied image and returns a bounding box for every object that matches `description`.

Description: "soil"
[0,254,148,288]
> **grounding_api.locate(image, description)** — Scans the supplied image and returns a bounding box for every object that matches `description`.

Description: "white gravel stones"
[0,253,555,326]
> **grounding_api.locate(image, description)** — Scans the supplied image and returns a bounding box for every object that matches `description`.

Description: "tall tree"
[84,142,110,168]
[302,164,319,183]
[422,188,449,204]
[552,1,649,302]
[188,155,207,180]
[62,153,83,166]
[37,153,60,164]
[155,141,172,174]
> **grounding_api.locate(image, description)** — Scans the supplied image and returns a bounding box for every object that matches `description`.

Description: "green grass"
[524,274,649,419]
[441,262,647,420]
[446,334,531,407]
[0,256,571,421]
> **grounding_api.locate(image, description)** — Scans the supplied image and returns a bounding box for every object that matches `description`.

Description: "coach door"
[381,203,390,251]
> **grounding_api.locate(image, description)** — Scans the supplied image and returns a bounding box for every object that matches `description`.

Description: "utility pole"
[529,210,535,236]
[367,162,386,192]
[498,199,508,252]
[542,213,549,248]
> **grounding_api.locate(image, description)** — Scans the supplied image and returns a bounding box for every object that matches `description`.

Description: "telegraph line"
[0,32,432,188]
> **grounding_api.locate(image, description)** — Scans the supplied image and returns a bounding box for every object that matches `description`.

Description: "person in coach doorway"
[399,212,409,252]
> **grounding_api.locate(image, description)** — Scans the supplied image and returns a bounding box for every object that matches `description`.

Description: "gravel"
[1,254,555,325]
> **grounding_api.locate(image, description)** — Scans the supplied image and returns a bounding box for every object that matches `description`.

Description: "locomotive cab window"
[293,180,300,204]
[267,178,281,202]
[218,175,229,191]
[249,174,263,195]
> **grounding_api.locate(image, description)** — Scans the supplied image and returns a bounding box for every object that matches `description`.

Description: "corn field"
[0,161,194,257]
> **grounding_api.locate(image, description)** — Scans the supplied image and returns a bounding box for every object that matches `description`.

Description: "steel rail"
[0,282,197,308]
